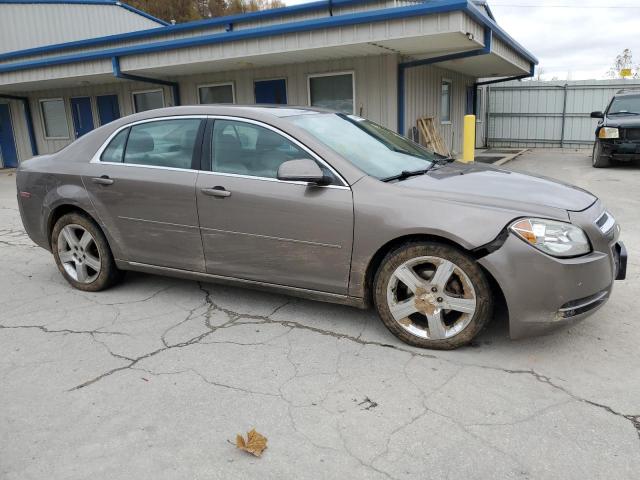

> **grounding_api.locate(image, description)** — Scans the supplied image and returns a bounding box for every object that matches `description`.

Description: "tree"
[607,49,639,79]
[128,0,200,23]
[208,0,226,17]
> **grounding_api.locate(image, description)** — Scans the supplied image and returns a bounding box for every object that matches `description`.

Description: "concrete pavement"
[1,150,638,479]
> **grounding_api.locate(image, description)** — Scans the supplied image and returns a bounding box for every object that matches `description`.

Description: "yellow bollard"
[462,114,476,163]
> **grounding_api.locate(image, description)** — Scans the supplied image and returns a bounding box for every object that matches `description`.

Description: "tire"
[592,141,610,168]
[51,212,123,291]
[373,242,493,350]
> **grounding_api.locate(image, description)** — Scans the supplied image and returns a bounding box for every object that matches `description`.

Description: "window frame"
[307,71,356,115]
[39,97,70,140]
[197,82,236,105]
[131,88,165,113]
[91,115,208,172]
[203,116,349,189]
[440,78,453,124]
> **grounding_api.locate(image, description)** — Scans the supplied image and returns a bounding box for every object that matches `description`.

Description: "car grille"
[623,128,640,141]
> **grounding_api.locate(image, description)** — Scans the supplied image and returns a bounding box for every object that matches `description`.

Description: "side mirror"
[590,111,604,118]
[277,159,327,185]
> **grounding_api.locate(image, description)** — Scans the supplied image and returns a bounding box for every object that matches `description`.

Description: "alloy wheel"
[386,256,477,340]
[57,224,101,283]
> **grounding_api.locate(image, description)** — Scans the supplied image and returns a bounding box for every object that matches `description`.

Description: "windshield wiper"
[609,112,640,115]
[381,169,429,182]
[381,157,455,182]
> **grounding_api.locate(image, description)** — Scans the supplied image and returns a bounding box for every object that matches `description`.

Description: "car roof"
[614,89,640,97]
[131,104,330,119]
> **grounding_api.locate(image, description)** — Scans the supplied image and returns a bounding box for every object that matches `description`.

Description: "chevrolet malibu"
[16,106,627,349]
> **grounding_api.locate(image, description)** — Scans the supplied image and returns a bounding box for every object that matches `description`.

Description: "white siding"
[404,64,476,156]
[11,55,396,158]
[0,4,163,55]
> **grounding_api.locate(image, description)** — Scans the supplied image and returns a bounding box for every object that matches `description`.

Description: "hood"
[396,161,596,212]
[604,115,640,128]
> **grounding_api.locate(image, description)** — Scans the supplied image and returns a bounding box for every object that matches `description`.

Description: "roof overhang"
[0,0,537,92]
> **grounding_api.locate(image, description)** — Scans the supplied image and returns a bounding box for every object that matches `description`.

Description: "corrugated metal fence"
[483,79,640,148]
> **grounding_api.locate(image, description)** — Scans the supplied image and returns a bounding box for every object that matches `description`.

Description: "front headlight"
[598,127,619,139]
[510,218,591,257]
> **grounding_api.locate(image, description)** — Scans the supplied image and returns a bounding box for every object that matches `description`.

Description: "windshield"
[289,113,438,179]
[608,94,640,115]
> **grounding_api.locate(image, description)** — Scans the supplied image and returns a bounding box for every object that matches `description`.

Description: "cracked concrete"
[1,151,639,480]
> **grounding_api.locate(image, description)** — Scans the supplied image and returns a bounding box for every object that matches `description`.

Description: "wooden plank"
[417,116,449,157]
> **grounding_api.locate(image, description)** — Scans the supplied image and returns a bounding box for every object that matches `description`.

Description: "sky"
[285,0,640,80]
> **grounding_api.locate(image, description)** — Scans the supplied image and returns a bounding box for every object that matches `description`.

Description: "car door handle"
[201,186,231,198]
[92,175,114,186]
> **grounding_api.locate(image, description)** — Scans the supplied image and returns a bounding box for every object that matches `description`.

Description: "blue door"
[0,103,18,168]
[254,79,287,104]
[96,94,121,125]
[70,97,95,138]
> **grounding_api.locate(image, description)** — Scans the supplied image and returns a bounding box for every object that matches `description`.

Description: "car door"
[196,117,353,294]
[83,116,206,272]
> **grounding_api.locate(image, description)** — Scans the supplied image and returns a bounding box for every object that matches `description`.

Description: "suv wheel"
[592,141,610,168]
[373,242,493,350]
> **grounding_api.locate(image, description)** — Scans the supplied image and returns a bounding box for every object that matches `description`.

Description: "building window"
[476,88,482,122]
[198,83,235,104]
[308,72,354,114]
[39,98,69,139]
[132,89,165,113]
[440,79,452,123]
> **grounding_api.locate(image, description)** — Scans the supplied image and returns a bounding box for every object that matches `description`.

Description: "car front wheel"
[373,242,493,349]
[51,212,123,291]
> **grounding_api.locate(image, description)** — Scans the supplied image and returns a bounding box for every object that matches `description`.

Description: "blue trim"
[112,57,180,105]
[0,0,536,69]
[0,0,374,61]
[0,0,470,73]
[0,0,169,26]
[0,93,39,156]
[117,2,170,26]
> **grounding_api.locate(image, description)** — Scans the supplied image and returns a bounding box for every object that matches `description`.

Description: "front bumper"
[600,139,640,161]
[479,202,626,339]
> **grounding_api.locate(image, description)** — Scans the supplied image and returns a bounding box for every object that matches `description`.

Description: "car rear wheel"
[592,141,610,168]
[51,212,123,291]
[373,242,493,349]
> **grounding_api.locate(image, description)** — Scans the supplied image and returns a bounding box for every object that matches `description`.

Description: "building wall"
[403,64,476,156]
[8,54,475,162]
[0,3,163,55]
[483,79,640,149]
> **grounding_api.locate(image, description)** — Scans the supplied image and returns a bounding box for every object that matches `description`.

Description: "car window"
[100,128,129,163]
[210,119,318,179]
[608,95,640,115]
[122,119,202,169]
[290,113,438,180]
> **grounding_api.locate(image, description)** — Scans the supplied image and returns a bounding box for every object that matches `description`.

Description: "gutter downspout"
[0,93,38,157]
[111,57,181,106]
[397,27,492,135]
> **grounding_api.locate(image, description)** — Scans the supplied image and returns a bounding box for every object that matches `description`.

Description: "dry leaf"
[235,428,268,457]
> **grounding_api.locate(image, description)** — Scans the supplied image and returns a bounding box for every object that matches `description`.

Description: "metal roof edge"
[0,0,169,28]
[0,0,538,75]
[0,0,369,61]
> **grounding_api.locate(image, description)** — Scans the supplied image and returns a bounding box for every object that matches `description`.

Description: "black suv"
[591,89,640,168]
